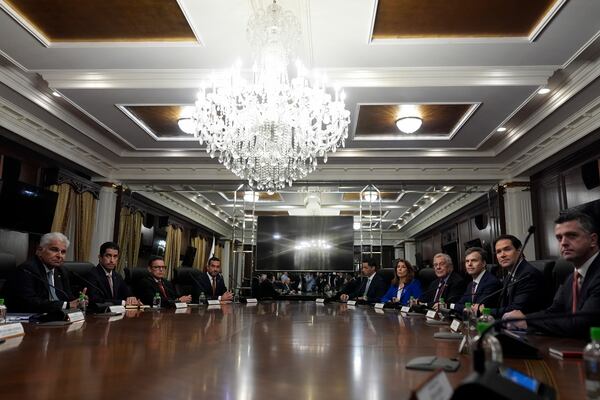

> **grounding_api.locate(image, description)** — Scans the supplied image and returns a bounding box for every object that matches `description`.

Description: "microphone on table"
[22,268,77,323]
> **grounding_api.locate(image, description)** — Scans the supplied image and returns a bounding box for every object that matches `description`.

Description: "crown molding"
[38,66,557,90]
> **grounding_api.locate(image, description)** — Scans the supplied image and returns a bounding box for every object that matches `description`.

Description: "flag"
[210,236,216,258]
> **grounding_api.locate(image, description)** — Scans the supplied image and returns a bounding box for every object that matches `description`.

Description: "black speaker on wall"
[1,156,21,183]
[582,160,600,190]
[474,214,488,230]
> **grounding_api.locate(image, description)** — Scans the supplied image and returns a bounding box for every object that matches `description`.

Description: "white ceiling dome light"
[395,116,423,134]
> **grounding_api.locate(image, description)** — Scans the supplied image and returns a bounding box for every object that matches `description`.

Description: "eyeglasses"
[150,266,166,270]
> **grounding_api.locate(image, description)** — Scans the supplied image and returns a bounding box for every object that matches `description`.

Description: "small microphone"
[23,267,73,301]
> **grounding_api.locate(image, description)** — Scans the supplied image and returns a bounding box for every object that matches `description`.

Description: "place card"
[207,300,221,306]
[66,311,85,323]
[0,323,25,340]
[174,302,188,308]
[374,303,385,309]
[347,300,357,306]
[315,298,325,303]
[410,370,453,400]
[109,305,126,314]
[400,306,411,313]
[450,319,462,333]
[175,307,189,314]
[67,320,85,332]
[426,310,437,320]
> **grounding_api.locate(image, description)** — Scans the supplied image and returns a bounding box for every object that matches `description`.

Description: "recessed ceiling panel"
[124,105,189,138]
[356,104,472,137]
[372,0,560,39]
[5,0,196,42]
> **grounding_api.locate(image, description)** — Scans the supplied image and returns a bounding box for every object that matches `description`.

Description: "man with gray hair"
[418,253,465,309]
[8,232,81,313]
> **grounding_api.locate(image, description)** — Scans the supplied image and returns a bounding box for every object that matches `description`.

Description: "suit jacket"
[528,253,600,338]
[7,257,75,313]
[493,260,544,317]
[381,279,422,305]
[420,272,466,307]
[348,273,388,303]
[193,272,228,302]
[137,276,181,308]
[453,270,501,313]
[86,264,132,306]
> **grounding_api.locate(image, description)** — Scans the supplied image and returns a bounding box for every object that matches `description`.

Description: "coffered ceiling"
[1,0,599,239]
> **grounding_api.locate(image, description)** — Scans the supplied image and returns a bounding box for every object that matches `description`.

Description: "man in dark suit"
[137,256,191,307]
[87,242,141,308]
[476,234,544,317]
[258,273,280,300]
[8,232,80,313]
[505,211,600,338]
[340,258,388,303]
[419,253,466,309]
[450,247,500,314]
[193,256,233,302]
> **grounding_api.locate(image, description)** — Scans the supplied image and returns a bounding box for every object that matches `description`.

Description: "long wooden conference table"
[0,302,587,399]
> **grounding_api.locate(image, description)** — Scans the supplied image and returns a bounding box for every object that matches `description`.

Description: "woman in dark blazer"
[381,259,422,305]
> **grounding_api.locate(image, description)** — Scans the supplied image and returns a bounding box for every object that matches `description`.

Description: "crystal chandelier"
[179,0,350,192]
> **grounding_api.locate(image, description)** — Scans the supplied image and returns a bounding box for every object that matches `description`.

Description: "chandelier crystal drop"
[181,0,350,192]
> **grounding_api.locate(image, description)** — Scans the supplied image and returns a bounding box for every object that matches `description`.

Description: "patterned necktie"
[471,282,478,302]
[47,270,59,301]
[572,271,582,312]
[106,272,114,297]
[212,277,217,296]
[433,280,444,303]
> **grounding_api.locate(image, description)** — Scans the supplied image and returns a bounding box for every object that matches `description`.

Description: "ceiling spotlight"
[362,191,379,202]
[177,106,196,134]
[243,191,260,202]
[423,194,430,199]
[537,87,551,95]
[353,222,361,230]
[396,116,423,134]
[51,91,61,98]
[497,127,507,132]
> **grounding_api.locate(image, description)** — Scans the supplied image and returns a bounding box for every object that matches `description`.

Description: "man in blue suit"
[340,258,388,303]
[450,247,500,314]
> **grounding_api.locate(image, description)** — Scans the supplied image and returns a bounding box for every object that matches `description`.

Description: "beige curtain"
[215,242,224,260]
[117,208,143,272]
[191,236,207,270]
[164,225,182,279]
[73,191,97,261]
[49,183,74,233]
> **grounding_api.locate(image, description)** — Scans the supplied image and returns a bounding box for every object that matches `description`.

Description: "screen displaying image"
[256,216,354,271]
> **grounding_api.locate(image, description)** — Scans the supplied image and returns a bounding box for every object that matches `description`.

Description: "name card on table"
[347,300,357,306]
[0,323,25,340]
[426,310,438,320]
[450,319,462,333]
[67,320,85,332]
[315,298,325,303]
[66,311,85,323]
[374,303,385,309]
[400,306,411,313]
[245,298,258,303]
[207,300,221,306]
[410,370,453,400]
[109,305,126,314]
[174,302,188,309]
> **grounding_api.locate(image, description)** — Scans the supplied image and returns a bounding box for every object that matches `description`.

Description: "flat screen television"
[0,180,58,234]
[256,216,354,271]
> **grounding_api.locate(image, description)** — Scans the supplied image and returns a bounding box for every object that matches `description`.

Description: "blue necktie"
[47,270,59,301]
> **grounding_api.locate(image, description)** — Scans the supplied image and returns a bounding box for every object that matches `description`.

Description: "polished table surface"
[0,302,588,400]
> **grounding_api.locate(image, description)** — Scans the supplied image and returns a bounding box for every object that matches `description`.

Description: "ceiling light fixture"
[362,191,379,202]
[180,1,350,192]
[395,116,423,134]
[243,191,260,203]
[497,127,507,132]
[537,87,551,94]
[353,222,361,230]
[51,91,61,98]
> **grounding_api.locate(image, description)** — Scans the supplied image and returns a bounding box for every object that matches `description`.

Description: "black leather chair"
[552,258,574,299]
[377,269,395,287]
[529,259,556,308]
[62,261,95,296]
[0,252,16,296]
[172,267,201,296]
[416,267,437,290]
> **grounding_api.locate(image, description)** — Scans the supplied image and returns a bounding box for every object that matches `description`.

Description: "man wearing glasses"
[87,242,141,308]
[138,256,192,307]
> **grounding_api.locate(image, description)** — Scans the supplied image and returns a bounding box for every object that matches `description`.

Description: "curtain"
[73,191,97,261]
[191,236,207,270]
[164,225,182,279]
[215,242,224,260]
[49,183,74,233]
[117,208,143,272]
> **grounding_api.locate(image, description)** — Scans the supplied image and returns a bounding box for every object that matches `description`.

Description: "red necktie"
[572,271,581,312]
[157,280,167,299]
